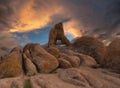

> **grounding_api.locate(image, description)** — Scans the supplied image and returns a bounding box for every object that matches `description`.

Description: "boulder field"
[0,23,120,88]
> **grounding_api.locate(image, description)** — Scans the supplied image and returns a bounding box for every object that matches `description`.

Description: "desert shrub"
[24,79,32,88]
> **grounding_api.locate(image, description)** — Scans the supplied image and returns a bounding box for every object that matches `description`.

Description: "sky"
[0,0,120,49]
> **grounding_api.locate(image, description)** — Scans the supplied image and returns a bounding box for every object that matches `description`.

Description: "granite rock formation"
[23,43,59,73]
[72,36,106,64]
[48,22,70,47]
[104,38,120,73]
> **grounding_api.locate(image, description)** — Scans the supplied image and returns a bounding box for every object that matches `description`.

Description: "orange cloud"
[10,0,62,33]
[64,20,82,37]
[9,0,82,37]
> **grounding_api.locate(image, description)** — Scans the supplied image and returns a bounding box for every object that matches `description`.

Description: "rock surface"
[58,67,120,88]
[76,53,98,67]
[60,53,80,67]
[72,36,106,64]
[0,67,119,88]
[104,38,120,73]
[58,48,98,68]
[45,46,60,58]
[23,54,38,76]
[48,22,70,47]
[23,43,59,73]
[0,47,23,78]
[58,58,72,68]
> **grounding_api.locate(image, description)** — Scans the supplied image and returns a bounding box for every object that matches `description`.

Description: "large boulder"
[10,46,23,65]
[0,47,23,78]
[58,68,90,87]
[62,49,98,67]
[104,38,120,73]
[48,22,70,47]
[45,46,60,58]
[59,49,97,68]
[23,54,38,76]
[76,53,98,67]
[58,58,72,68]
[58,67,120,88]
[72,36,106,64]
[60,53,80,68]
[23,43,59,73]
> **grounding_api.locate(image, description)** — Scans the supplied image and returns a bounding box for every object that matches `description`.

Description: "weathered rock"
[58,68,90,87]
[58,48,98,68]
[59,48,98,68]
[58,58,72,68]
[10,46,23,65]
[104,38,120,73]
[0,76,24,88]
[69,56,81,67]
[58,67,120,88]
[45,46,60,58]
[48,22,70,47]
[72,36,106,64]
[23,54,37,76]
[23,43,59,73]
[0,49,23,78]
[60,53,80,67]
[76,53,98,67]
[62,49,76,56]
[30,74,82,88]
[0,67,120,88]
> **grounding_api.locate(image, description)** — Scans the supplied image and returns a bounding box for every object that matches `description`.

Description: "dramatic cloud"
[0,0,120,48]
[0,0,82,36]
[0,32,21,49]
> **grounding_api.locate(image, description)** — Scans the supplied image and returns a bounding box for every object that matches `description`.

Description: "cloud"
[62,0,120,40]
[9,0,63,33]
[0,0,83,37]
[0,32,21,49]
[0,0,120,47]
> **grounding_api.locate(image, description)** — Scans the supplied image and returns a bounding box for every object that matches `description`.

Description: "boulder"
[58,48,97,68]
[0,67,120,88]
[48,22,70,47]
[76,53,98,67]
[58,67,120,88]
[58,68,90,87]
[23,43,59,73]
[72,36,106,64]
[60,53,80,67]
[104,38,120,73]
[23,54,37,76]
[58,58,72,68]
[45,46,60,58]
[0,48,23,78]
[10,46,23,65]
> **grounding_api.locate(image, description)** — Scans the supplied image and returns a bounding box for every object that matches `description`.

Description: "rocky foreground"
[0,38,120,88]
[0,23,120,88]
[0,67,120,88]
